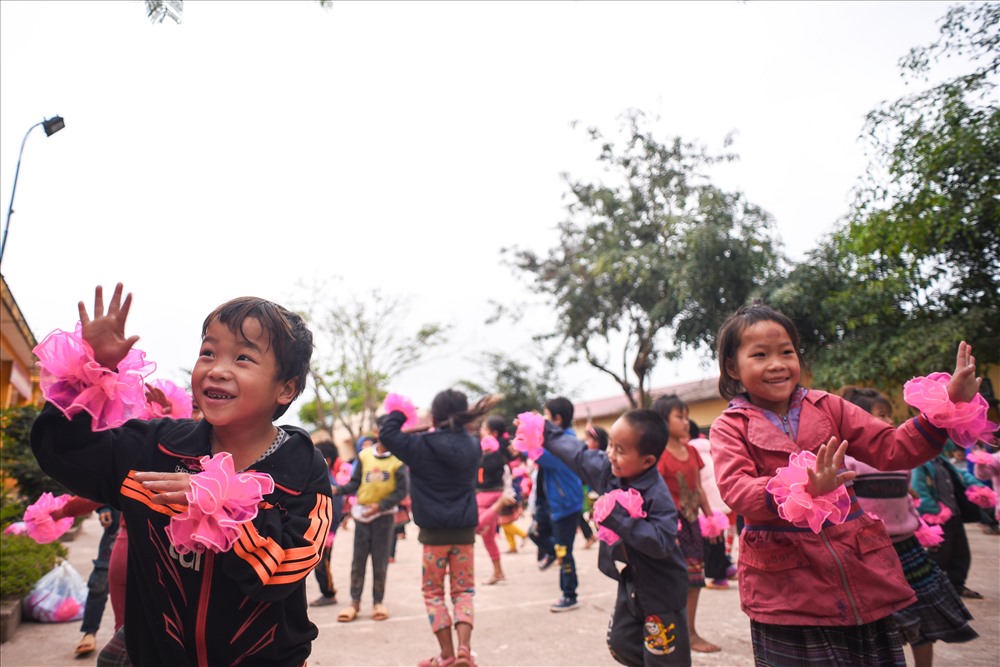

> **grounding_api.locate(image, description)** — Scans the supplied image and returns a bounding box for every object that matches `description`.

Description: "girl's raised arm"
[79,283,140,370]
[947,341,982,404]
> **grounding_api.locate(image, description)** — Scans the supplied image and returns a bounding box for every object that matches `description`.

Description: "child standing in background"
[651,395,720,654]
[311,441,344,608]
[31,283,333,667]
[841,387,977,667]
[378,389,497,667]
[476,415,516,585]
[710,302,990,666]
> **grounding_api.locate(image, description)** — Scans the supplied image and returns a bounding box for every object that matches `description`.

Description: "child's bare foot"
[691,635,721,653]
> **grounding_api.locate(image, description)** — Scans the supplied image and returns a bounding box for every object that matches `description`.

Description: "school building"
[571,377,727,436]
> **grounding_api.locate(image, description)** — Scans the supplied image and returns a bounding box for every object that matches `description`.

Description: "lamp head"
[42,116,65,136]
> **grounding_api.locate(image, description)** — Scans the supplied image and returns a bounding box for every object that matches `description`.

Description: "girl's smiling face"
[726,319,801,414]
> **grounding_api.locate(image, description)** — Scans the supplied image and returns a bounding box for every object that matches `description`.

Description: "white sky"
[0,0,967,426]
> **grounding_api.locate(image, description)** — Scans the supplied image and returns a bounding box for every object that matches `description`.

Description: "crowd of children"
[21,284,998,667]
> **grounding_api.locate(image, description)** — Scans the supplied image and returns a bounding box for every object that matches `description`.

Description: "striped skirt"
[750,616,904,667]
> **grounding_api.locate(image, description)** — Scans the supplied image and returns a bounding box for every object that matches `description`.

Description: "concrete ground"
[2,512,997,667]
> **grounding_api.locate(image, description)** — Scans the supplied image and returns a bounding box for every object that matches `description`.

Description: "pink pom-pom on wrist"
[592,488,646,545]
[914,517,945,548]
[903,372,999,448]
[966,450,994,466]
[335,466,353,486]
[965,485,997,509]
[480,435,500,453]
[921,504,953,525]
[383,393,418,429]
[765,450,852,533]
[698,510,729,538]
[34,324,156,431]
[23,493,75,544]
[513,412,545,461]
[142,379,194,420]
[165,452,274,554]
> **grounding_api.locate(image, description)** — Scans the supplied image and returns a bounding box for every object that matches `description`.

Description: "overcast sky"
[0,1,969,426]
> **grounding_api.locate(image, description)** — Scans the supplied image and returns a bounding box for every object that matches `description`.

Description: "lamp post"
[0,115,66,266]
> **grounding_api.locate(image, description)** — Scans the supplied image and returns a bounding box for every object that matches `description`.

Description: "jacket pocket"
[855,520,893,556]
[739,542,808,572]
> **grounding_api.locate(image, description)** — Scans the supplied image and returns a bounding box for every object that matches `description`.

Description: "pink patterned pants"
[421,543,475,632]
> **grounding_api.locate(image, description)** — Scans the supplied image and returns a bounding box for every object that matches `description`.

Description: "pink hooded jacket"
[710,389,948,626]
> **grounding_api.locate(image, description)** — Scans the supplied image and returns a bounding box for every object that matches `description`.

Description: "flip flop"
[337,606,359,622]
[371,603,389,621]
[75,633,97,655]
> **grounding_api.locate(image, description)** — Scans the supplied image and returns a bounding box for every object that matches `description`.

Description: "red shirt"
[657,443,703,522]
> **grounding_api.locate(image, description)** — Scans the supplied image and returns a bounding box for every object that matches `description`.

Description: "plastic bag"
[22,560,88,622]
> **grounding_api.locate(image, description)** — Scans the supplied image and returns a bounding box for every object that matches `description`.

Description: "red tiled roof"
[574,377,721,421]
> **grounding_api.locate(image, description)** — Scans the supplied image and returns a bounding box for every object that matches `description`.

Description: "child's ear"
[641,454,657,470]
[725,359,740,381]
[276,378,298,406]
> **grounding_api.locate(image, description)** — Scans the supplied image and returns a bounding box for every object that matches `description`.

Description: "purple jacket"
[710,389,947,626]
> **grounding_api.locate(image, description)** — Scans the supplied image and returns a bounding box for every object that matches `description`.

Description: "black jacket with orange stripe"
[31,403,333,667]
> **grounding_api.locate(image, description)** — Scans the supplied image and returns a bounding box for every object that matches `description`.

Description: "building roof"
[574,376,721,421]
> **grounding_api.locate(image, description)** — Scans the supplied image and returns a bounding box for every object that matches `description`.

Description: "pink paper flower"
[480,435,500,453]
[965,485,997,509]
[383,393,419,429]
[513,412,545,461]
[765,450,852,533]
[143,379,194,419]
[966,450,995,466]
[34,324,156,431]
[698,510,730,538]
[165,452,274,554]
[914,518,945,548]
[921,505,953,525]
[23,493,75,544]
[592,488,647,545]
[903,372,999,448]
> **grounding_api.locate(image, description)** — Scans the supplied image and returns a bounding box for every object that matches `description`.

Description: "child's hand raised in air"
[79,283,140,371]
[135,471,191,506]
[948,341,982,404]
[805,437,857,497]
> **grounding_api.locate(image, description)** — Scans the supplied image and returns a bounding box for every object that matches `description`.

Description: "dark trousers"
[579,512,594,540]
[551,513,579,600]
[703,538,731,581]
[530,501,555,560]
[349,513,395,604]
[313,543,336,599]
[607,576,691,666]
[81,509,120,635]
[928,515,972,592]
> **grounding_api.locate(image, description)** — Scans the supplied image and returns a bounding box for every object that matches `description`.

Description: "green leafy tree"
[296,284,448,442]
[503,110,782,407]
[0,406,68,508]
[458,348,563,420]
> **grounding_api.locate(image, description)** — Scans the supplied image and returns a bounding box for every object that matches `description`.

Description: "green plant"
[0,533,67,599]
[0,405,68,508]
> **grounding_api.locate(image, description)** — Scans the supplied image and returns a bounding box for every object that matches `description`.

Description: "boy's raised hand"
[806,437,856,497]
[948,341,982,404]
[79,283,140,370]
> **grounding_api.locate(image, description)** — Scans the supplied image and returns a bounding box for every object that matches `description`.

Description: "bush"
[0,405,68,512]
[0,533,67,599]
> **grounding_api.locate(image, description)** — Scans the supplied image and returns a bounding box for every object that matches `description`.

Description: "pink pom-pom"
[51,596,82,622]
[335,466,353,486]
[903,372,999,448]
[519,477,532,497]
[509,463,526,479]
[966,450,995,466]
[914,518,945,548]
[165,452,274,554]
[23,493,75,544]
[383,393,418,429]
[34,324,156,431]
[765,450,852,533]
[921,504,953,525]
[698,510,730,538]
[143,379,194,419]
[3,521,27,536]
[592,488,646,545]
[480,435,500,453]
[965,485,997,509]
[513,412,545,461]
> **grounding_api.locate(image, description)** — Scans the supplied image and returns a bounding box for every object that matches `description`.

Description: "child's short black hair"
[431,389,500,430]
[544,396,574,428]
[585,424,609,451]
[688,418,702,440]
[650,394,688,423]
[202,297,313,419]
[316,441,338,464]
[620,409,669,460]
[840,386,892,416]
[716,301,806,401]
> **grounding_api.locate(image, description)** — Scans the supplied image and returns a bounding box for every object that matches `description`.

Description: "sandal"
[961,586,984,600]
[337,606,359,622]
[417,656,456,667]
[454,645,477,667]
[371,602,389,621]
[75,633,98,655]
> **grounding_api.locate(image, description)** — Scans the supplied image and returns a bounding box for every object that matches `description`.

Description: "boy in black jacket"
[31,283,333,667]
[542,409,692,666]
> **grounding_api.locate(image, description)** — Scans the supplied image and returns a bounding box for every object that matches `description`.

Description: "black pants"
[607,576,691,666]
[349,514,395,604]
[928,515,972,592]
[703,537,731,581]
[313,542,336,599]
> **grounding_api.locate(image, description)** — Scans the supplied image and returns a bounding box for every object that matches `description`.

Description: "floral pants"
[421,543,475,632]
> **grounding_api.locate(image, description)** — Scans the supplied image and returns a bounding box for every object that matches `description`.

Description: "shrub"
[0,533,67,599]
[0,405,68,510]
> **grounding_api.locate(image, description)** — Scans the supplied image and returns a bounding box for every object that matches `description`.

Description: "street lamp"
[0,115,66,266]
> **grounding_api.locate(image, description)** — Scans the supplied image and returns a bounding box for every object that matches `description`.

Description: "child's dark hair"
[716,301,806,401]
[431,389,501,430]
[650,394,688,424]
[316,441,338,463]
[202,297,313,418]
[544,396,574,428]
[585,424,609,451]
[840,386,892,415]
[483,415,511,447]
[688,418,702,440]
[620,409,669,460]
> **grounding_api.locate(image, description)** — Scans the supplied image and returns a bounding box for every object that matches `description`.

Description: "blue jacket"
[378,410,482,532]
[536,422,584,521]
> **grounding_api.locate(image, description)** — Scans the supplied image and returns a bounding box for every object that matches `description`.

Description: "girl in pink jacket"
[709,303,991,667]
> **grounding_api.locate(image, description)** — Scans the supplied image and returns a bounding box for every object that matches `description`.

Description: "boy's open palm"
[79,283,140,370]
[806,437,856,497]
[948,341,982,404]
